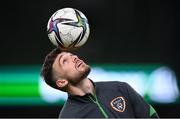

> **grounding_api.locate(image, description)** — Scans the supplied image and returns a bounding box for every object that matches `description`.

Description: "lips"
[75,59,83,69]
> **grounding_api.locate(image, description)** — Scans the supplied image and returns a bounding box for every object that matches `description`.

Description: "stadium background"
[0,0,179,118]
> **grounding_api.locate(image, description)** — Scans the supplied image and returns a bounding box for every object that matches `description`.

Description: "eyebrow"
[58,52,72,64]
[58,54,64,66]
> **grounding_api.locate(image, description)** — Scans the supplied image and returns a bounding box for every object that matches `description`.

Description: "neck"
[68,78,95,96]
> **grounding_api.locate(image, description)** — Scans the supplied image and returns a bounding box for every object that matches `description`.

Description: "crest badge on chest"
[110,96,126,112]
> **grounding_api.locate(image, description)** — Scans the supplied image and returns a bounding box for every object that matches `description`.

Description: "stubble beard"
[68,65,91,86]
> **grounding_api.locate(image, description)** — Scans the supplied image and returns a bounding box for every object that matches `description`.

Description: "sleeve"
[123,82,159,118]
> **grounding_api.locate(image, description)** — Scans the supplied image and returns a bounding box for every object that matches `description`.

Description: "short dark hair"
[40,48,61,89]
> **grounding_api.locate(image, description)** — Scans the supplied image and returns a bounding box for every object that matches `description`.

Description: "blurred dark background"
[0,0,179,118]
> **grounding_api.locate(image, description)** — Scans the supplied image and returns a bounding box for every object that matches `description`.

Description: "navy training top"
[59,81,159,118]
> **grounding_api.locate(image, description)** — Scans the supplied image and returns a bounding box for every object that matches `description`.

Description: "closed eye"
[62,59,68,64]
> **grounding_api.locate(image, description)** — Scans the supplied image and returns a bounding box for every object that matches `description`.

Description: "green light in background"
[0,65,64,106]
[0,64,179,105]
[0,66,39,97]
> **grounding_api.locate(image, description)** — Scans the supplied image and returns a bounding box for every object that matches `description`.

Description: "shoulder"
[95,81,130,91]
[59,99,78,118]
[95,81,128,87]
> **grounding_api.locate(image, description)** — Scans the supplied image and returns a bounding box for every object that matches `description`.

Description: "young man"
[40,48,159,118]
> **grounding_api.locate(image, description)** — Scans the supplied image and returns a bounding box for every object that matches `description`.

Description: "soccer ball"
[47,8,90,50]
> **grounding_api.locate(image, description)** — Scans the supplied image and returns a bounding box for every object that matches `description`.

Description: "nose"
[72,55,78,63]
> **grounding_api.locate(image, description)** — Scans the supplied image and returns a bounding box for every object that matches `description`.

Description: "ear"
[56,79,68,88]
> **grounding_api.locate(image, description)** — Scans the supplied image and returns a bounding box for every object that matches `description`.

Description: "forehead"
[54,51,72,65]
[57,51,72,59]
[52,52,66,70]
[56,52,67,61]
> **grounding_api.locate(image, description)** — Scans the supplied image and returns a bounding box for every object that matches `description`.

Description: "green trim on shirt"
[149,105,156,117]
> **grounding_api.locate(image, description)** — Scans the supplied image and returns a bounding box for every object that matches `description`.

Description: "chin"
[81,65,91,79]
[69,66,91,85]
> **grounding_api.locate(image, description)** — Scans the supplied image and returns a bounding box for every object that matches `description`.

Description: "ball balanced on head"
[47,8,90,51]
